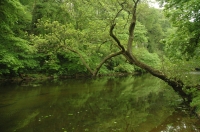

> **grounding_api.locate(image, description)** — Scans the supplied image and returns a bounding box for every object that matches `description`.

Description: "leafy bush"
[133,48,162,72]
[190,91,200,116]
[114,63,135,73]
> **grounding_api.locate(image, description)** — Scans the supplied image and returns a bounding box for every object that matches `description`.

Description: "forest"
[0,0,200,116]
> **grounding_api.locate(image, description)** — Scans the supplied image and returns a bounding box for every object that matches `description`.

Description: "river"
[0,74,199,132]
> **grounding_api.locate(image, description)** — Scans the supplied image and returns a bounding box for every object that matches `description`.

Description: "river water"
[0,74,199,132]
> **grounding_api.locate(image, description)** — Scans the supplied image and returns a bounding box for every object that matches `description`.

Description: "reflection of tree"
[3,75,198,132]
[149,106,200,132]
[45,75,181,132]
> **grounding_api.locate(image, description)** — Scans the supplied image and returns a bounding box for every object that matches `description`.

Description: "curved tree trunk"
[108,0,192,101]
[124,51,190,100]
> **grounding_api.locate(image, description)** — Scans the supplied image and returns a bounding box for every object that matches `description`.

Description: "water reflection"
[0,74,199,132]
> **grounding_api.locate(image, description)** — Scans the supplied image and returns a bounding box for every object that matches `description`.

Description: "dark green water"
[0,74,199,132]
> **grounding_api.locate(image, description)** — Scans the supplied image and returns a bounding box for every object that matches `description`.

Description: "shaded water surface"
[0,74,199,132]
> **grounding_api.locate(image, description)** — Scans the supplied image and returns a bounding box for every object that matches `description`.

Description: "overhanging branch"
[109,23,125,51]
[93,50,124,76]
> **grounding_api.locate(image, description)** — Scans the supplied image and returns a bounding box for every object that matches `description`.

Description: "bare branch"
[110,23,125,51]
[96,40,111,52]
[93,50,124,76]
[111,8,124,24]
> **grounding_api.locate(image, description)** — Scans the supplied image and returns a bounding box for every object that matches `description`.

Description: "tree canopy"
[159,0,200,58]
[0,0,36,77]
[0,0,170,77]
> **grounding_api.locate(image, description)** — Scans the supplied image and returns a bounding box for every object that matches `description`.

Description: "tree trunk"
[108,0,191,101]
[124,51,191,101]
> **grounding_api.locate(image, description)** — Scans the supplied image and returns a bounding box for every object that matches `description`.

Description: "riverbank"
[0,72,141,82]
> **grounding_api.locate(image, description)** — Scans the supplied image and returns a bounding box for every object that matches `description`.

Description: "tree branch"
[127,0,139,52]
[110,23,125,51]
[120,0,191,100]
[64,47,94,75]
[93,50,124,76]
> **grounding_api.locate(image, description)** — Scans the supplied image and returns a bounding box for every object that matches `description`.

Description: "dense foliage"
[0,0,37,78]
[0,0,172,78]
[159,0,200,59]
[157,0,200,114]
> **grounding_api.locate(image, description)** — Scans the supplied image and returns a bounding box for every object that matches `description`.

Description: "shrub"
[133,48,161,72]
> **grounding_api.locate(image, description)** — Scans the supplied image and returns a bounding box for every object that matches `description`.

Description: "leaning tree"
[90,0,200,109]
